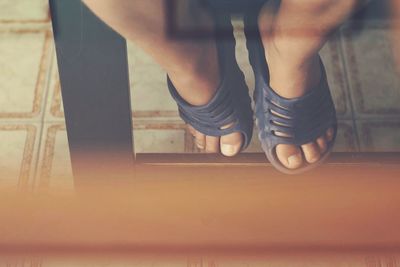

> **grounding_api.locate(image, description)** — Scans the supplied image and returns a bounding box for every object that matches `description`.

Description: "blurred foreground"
[0,153,399,265]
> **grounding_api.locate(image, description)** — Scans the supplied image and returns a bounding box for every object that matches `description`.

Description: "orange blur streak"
[0,161,400,255]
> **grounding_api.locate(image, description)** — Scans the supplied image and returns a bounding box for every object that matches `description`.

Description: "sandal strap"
[263,58,337,147]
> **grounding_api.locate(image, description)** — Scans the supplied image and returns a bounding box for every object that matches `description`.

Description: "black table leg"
[49,0,134,182]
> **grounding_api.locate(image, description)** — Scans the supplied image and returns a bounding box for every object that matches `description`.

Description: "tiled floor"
[0,1,399,191]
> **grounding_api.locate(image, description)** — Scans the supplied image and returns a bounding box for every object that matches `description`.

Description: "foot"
[168,44,243,157]
[262,46,335,169]
[257,5,334,169]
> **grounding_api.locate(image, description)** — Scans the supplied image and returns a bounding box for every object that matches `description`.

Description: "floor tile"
[127,42,179,119]
[44,58,64,122]
[133,121,188,153]
[35,121,192,190]
[0,30,52,121]
[0,0,49,23]
[242,142,262,154]
[36,123,73,190]
[357,119,400,152]
[321,36,354,119]
[0,123,40,189]
[333,120,359,152]
[244,127,263,153]
[341,27,400,119]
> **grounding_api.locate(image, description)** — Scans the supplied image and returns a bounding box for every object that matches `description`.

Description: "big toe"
[301,142,321,164]
[276,144,303,169]
[220,132,243,157]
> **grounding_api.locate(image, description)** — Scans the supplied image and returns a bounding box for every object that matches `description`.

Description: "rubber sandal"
[244,12,338,174]
[167,13,254,152]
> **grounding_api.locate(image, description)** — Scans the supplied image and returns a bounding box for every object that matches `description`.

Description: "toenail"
[221,144,236,156]
[310,156,320,163]
[288,154,302,167]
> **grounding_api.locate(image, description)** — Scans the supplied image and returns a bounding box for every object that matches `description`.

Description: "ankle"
[168,44,220,106]
[265,44,321,98]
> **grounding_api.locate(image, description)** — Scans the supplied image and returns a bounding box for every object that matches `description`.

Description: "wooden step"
[0,153,399,256]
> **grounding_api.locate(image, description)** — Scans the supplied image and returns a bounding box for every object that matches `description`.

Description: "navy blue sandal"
[244,13,338,174]
[167,14,253,152]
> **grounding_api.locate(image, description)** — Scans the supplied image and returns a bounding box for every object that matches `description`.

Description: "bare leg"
[83,0,243,156]
[258,0,359,169]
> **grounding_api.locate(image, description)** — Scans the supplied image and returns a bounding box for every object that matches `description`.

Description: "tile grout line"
[338,26,361,152]
[40,43,56,124]
[30,43,55,190]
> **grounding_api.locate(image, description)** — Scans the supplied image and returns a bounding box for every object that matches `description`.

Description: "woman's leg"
[258,0,359,169]
[83,0,243,156]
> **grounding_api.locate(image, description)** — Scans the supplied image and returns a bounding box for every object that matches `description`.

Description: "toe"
[316,135,328,154]
[326,128,335,142]
[205,136,220,153]
[220,132,243,157]
[187,125,196,137]
[301,142,321,164]
[276,144,303,169]
[195,130,206,150]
